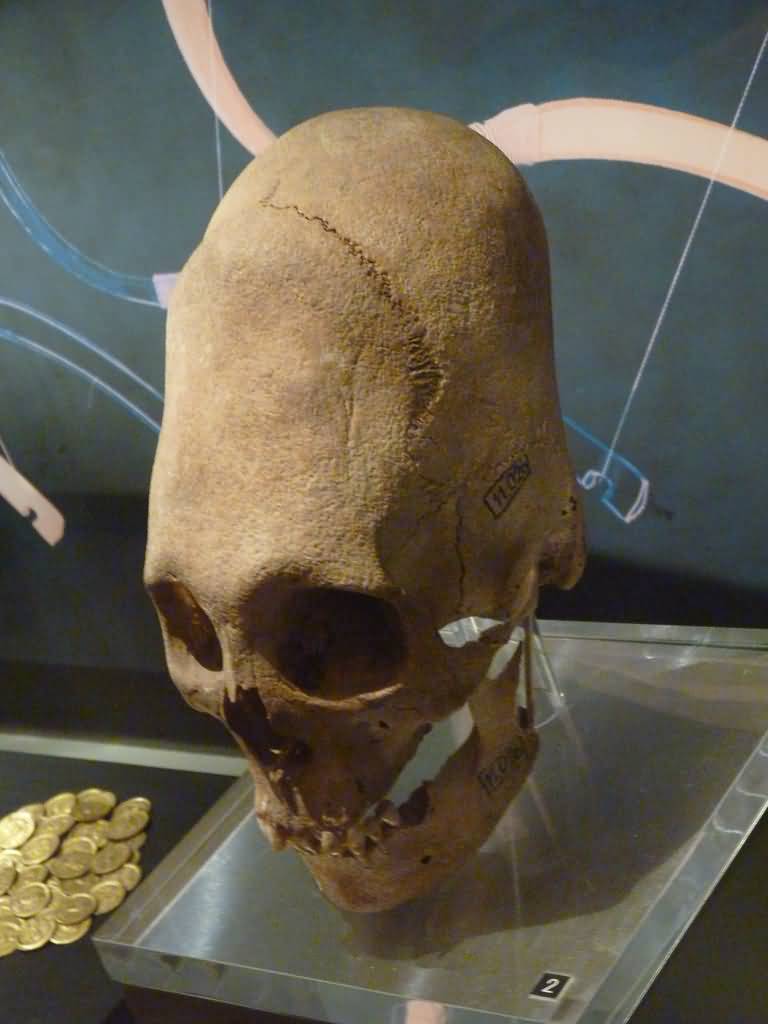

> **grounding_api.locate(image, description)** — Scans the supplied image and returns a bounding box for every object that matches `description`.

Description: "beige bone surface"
[145,107,584,912]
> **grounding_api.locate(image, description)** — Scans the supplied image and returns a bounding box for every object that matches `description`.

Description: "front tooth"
[339,843,364,861]
[376,800,401,827]
[348,822,364,845]
[300,831,320,854]
[347,824,368,858]
[365,818,383,842]
[320,831,336,853]
[259,819,287,851]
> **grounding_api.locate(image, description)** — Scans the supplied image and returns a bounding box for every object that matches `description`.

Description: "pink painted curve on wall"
[161,0,276,157]
[471,99,768,202]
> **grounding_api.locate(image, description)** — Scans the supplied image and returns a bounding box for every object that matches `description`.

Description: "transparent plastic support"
[95,624,768,1024]
[440,614,573,730]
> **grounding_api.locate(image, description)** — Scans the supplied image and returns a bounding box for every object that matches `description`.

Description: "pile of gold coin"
[0,789,151,956]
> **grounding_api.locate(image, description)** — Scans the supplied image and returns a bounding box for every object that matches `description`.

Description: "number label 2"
[530,972,573,1002]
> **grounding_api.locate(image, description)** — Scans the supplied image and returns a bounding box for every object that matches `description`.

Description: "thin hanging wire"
[524,616,534,728]
[0,329,161,434]
[208,0,225,202]
[0,431,14,466]
[599,27,768,480]
[0,297,163,402]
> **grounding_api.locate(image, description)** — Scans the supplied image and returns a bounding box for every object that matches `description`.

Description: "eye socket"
[273,588,407,698]
[149,579,223,672]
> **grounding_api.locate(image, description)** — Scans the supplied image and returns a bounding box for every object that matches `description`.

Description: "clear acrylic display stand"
[95,621,768,1023]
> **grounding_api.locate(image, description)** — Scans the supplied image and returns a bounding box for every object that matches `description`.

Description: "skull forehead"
[161,107,555,464]
[148,217,432,605]
[219,109,554,464]
[202,106,549,386]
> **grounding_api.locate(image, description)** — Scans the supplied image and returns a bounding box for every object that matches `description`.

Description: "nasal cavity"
[149,580,223,672]
[223,687,310,771]
[274,589,406,698]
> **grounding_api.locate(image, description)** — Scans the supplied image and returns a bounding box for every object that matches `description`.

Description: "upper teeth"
[375,800,401,826]
[270,790,413,861]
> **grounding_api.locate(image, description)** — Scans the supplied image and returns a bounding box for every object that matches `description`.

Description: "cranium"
[145,107,584,912]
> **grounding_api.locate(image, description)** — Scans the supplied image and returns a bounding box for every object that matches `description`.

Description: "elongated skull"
[145,107,584,912]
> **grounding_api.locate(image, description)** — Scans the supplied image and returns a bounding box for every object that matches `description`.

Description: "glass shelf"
[95,621,768,1024]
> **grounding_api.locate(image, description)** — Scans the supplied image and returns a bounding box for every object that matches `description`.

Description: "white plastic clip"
[0,456,65,545]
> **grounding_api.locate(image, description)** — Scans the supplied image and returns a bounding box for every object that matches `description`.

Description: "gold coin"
[78,786,117,804]
[93,842,130,875]
[17,913,55,950]
[17,804,45,822]
[38,884,65,914]
[0,849,22,866]
[71,821,109,848]
[91,879,125,915]
[47,857,88,880]
[36,813,75,837]
[44,793,76,817]
[50,917,91,945]
[127,832,147,853]
[117,863,142,892]
[20,832,59,865]
[130,850,141,865]
[106,809,149,841]
[113,797,152,818]
[52,892,96,926]
[52,874,98,896]
[0,918,19,957]
[0,811,36,850]
[60,847,93,870]
[101,862,143,892]
[61,835,97,857]
[0,860,16,896]
[11,864,48,890]
[0,898,15,920]
[10,882,50,918]
[74,789,116,822]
